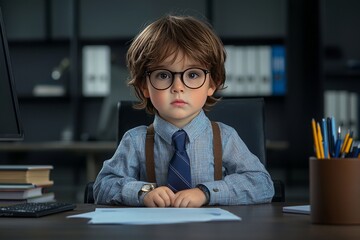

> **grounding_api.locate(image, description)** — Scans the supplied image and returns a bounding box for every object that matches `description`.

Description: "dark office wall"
[213,0,286,38]
[80,0,208,39]
[323,0,360,61]
[0,0,46,40]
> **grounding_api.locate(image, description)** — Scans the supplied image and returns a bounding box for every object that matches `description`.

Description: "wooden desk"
[0,203,359,240]
[0,141,117,181]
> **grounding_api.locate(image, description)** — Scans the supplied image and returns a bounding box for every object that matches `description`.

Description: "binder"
[233,46,246,95]
[244,46,257,95]
[271,45,286,95]
[258,46,272,96]
[223,45,236,96]
[82,45,111,97]
[349,92,358,138]
[338,90,349,131]
[324,90,338,119]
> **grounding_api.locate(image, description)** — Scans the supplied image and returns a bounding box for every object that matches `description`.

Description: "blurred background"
[0,0,359,203]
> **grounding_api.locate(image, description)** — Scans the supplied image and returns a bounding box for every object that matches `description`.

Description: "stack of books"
[0,165,55,204]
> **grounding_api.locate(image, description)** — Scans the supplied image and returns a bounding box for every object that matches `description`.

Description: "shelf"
[18,96,71,101]
[324,70,360,92]
[266,140,289,151]
[80,96,105,101]
[221,37,285,46]
[79,38,131,45]
[325,70,360,79]
[8,39,70,45]
[218,95,286,100]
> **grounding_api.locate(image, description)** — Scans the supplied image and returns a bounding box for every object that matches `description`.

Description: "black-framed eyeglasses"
[145,68,210,90]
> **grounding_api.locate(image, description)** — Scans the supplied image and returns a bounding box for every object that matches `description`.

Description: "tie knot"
[172,130,187,151]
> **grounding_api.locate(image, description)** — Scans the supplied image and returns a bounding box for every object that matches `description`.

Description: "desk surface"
[0,203,359,240]
[0,141,117,152]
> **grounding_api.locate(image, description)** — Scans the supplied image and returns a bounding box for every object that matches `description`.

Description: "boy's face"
[142,51,215,128]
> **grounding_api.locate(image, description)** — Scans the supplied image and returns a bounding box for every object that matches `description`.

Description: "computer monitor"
[0,8,24,141]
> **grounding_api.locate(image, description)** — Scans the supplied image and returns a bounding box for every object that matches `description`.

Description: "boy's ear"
[142,85,150,98]
[207,86,216,96]
[207,81,216,96]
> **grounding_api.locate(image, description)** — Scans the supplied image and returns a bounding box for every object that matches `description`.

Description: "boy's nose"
[171,75,185,92]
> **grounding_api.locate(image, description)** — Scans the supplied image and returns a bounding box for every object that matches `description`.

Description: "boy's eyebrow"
[149,64,207,70]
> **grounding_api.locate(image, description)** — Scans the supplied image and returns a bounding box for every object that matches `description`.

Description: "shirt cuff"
[122,181,147,206]
[201,181,230,205]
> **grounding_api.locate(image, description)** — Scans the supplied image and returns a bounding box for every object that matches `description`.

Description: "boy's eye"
[185,69,203,80]
[187,72,200,79]
[155,71,172,80]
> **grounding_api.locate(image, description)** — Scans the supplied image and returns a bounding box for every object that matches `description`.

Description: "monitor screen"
[0,8,24,141]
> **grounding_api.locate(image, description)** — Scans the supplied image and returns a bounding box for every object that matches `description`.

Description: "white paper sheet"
[68,208,241,225]
[282,205,310,215]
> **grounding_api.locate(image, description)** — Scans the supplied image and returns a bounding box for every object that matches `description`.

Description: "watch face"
[142,184,155,192]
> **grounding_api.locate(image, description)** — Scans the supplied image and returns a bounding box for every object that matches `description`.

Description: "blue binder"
[271,45,286,95]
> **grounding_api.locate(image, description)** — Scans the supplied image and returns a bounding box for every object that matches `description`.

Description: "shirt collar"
[153,110,210,145]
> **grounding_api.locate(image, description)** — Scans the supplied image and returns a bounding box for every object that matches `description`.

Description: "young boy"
[93,15,274,207]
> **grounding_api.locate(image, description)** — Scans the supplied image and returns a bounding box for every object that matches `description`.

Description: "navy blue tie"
[167,130,191,192]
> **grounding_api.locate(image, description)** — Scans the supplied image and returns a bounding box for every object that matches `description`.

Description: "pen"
[326,117,334,157]
[354,144,360,158]
[344,133,354,156]
[311,119,321,158]
[341,130,353,158]
[331,117,337,143]
[321,119,329,158]
[317,122,325,159]
[337,125,341,140]
[340,130,350,154]
[350,144,359,158]
[333,126,342,158]
[334,141,342,158]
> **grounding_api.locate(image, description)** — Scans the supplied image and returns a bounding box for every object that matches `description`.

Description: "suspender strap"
[145,122,223,183]
[145,124,156,183]
[211,122,223,181]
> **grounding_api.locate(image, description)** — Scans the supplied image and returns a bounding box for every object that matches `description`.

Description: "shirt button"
[212,188,219,192]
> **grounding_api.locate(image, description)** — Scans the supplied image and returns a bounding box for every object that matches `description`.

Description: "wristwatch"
[197,184,210,205]
[138,183,157,199]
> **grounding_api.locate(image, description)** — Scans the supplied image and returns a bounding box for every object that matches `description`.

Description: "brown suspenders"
[211,122,223,181]
[145,122,223,183]
[145,125,156,183]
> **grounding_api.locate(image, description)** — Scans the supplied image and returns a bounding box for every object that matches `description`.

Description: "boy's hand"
[143,186,175,207]
[172,188,207,208]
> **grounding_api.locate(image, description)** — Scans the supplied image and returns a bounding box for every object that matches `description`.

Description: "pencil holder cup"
[310,157,360,224]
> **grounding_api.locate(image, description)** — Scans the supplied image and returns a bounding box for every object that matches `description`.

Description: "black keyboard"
[0,202,76,217]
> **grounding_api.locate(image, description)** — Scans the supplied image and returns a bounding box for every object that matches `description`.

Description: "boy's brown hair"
[127,15,226,114]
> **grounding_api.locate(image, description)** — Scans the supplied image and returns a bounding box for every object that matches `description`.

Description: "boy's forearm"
[94,176,146,206]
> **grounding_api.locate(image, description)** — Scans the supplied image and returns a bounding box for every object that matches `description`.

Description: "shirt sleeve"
[93,129,148,206]
[201,124,275,205]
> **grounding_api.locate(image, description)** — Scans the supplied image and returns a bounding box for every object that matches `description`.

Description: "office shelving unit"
[321,0,360,141]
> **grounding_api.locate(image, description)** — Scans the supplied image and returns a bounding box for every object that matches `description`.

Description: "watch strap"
[197,184,210,205]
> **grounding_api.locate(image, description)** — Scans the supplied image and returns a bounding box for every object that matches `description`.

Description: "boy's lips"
[171,99,187,106]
